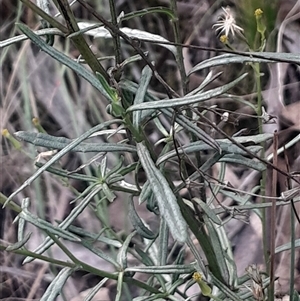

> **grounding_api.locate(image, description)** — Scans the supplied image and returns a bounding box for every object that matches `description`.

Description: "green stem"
[254,62,269,271]
[169,0,188,94]
[0,192,21,213]
[0,241,161,294]
[20,0,68,33]
[288,180,296,299]
[108,0,122,71]
[289,200,295,300]
[77,0,179,98]
[55,0,109,81]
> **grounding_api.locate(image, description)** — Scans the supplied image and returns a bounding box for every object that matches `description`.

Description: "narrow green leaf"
[17,23,113,101]
[117,231,137,269]
[121,6,175,22]
[0,28,64,49]
[119,79,158,121]
[228,133,273,144]
[125,264,194,274]
[162,108,221,152]
[6,233,32,251]
[35,162,97,182]
[133,65,153,128]
[275,239,300,254]
[209,272,243,301]
[188,52,300,75]
[69,225,122,248]
[14,131,136,153]
[134,247,155,266]
[136,142,187,243]
[96,72,118,102]
[292,290,300,301]
[17,198,30,243]
[23,185,103,264]
[5,120,121,206]
[101,183,116,202]
[78,22,177,56]
[195,199,221,225]
[171,247,185,283]
[115,272,124,301]
[81,240,120,269]
[129,198,157,239]
[19,209,80,241]
[187,71,222,96]
[202,215,230,284]
[83,278,109,301]
[220,154,266,171]
[200,152,224,173]
[158,219,169,266]
[127,73,248,111]
[139,180,152,204]
[40,267,76,301]
[157,141,262,165]
[188,54,271,75]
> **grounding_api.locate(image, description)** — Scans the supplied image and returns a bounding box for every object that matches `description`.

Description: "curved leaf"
[127,73,248,111]
[188,52,300,75]
[188,54,270,75]
[17,24,114,101]
[157,140,262,165]
[129,197,157,239]
[40,267,75,301]
[133,65,153,128]
[78,22,177,56]
[137,142,187,243]
[14,131,136,153]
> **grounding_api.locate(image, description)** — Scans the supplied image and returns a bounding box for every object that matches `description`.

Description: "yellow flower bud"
[220,35,228,44]
[255,8,266,36]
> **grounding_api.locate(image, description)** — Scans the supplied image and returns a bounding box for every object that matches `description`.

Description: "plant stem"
[20,0,68,33]
[285,153,296,301]
[269,131,278,301]
[77,0,179,99]
[253,62,269,271]
[169,0,188,94]
[55,0,109,81]
[109,0,122,68]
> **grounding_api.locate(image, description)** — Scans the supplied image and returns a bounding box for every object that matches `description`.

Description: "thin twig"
[269,130,278,301]
[108,0,122,67]
[135,38,300,66]
[169,0,188,94]
[76,0,179,98]
[55,0,109,81]
[199,114,300,183]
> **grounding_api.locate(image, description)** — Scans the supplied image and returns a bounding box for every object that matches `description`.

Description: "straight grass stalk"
[253,62,269,271]
[169,0,188,95]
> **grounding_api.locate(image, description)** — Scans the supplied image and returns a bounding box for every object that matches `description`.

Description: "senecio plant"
[1,1,300,301]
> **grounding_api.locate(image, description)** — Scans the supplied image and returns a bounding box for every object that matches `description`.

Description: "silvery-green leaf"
[157,140,262,165]
[127,73,247,111]
[14,131,136,153]
[129,198,157,239]
[133,65,153,128]
[40,267,75,301]
[17,24,114,102]
[188,54,271,75]
[78,22,177,56]
[137,142,187,243]
[188,52,300,75]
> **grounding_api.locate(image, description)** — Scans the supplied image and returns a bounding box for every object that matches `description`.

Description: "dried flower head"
[212,6,244,37]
